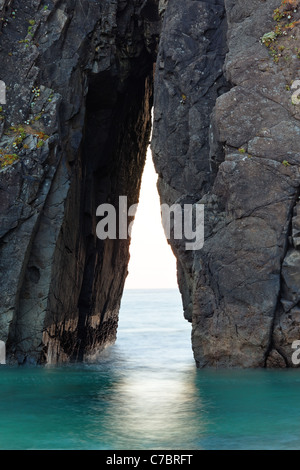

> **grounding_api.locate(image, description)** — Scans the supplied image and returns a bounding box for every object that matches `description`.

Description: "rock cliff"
[0,0,159,363]
[152,0,300,367]
[0,0,300,367]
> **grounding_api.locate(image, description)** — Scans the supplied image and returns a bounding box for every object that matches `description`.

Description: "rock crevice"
[0,0,159,364]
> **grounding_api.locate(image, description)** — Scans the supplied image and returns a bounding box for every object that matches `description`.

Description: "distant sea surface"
[1,288,300,450]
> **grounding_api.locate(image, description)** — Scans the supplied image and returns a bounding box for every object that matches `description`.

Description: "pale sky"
[124,148,178,289]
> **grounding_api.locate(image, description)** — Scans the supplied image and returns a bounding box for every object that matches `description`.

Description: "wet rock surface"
[1,0,300,367]
[0,0,159,364]
[152,0,300,367]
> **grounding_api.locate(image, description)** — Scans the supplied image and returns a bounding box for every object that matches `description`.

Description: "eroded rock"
[1,0,300,368]
[152,0,300,367]
[0,0,160,364]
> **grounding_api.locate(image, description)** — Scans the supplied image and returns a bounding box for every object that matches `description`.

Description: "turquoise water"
[1,289,300,450]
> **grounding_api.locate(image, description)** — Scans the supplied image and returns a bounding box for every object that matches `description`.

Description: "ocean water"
[1,288,300,450]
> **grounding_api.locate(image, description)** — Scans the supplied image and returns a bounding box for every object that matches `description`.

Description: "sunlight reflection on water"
[97,368,206,450]
[1,290,300,450]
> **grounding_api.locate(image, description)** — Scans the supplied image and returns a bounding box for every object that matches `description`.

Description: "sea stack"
[0,0,300,367]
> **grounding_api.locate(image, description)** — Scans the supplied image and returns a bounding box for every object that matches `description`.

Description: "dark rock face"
[1,0,300,368]
[0,0,159,364]
[152,0,300,367]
